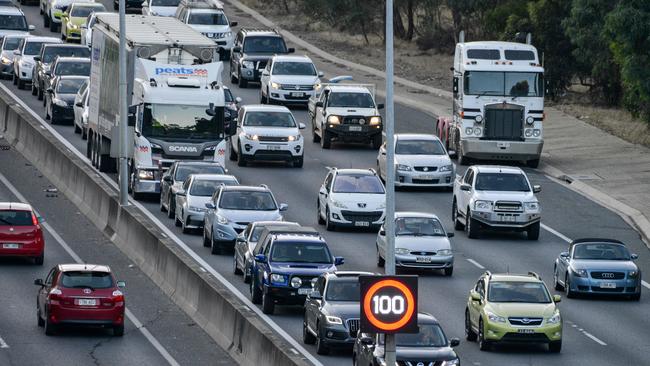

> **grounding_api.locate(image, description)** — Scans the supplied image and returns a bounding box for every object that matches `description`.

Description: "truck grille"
[347,318,360,337]
[590,271,625,280]
[340,211,383,222]
[280,84,314,91]
[494,201,523,212]
[483,104,524,141]
[258,136,289,142]
[508,317,543,326]
[342,116,368,125]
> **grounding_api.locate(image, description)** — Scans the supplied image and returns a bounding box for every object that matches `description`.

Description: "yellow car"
[60,2,106,42]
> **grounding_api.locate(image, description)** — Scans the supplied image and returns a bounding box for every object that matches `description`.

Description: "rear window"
[467,49,500,60]
[0,210,33,226]
[61,271,113,289]
[43,47,91,63]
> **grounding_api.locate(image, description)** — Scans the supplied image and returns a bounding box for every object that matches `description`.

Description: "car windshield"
[189,179,236,196]
[0,210,33,226]
[152,0,180,6]
[573,243,631,260]
[61,271,113,289]
[270,242,332,263]
[327,92,375,108]
[272,61,316,76]
[56,78,86,94]
[379,325,448,347]
[395,139,445,155]
[474,173,530,192]
[395,217,445,236]
[175,165,225,181]
[143,104,220,141]
[332,174,385,194]
[243,36,287,53]
[219,191,277,211]
[71,5,106,17]
[55,61,91,76]
[0,15,28,31]
[325,280,360,301]
[488,281,551,303]
[464,71,544,97]
[24,42,47,56]
[188,12,228,25]
[2,36,22,50]
[243,111,296,127]
[43,47,90,63]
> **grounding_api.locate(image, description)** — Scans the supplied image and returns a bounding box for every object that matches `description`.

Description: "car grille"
[346,318,360,337]
[409,251,437,256]
[258,136,289,142]
[280,84,313,91]
[256,61,267,70]
[340,210,383,222]
[508,317,543,326]
[342,116,369,125]
[413,166,438,172]
[483,103,524,141]
[397,361,444,366]
[494,201,523,212]
[501,333,549,342]
[412,179,439,184]
[290,275,316,288]
[590,271,625,280]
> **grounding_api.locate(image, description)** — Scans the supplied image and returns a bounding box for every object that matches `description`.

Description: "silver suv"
[452,165,541,240]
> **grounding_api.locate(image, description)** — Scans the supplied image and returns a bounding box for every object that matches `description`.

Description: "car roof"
[24,36,61,43]
[71,2,105,7]
[395,211,440,219]
[395,133,440,141]
[417,312,440,324]
[327,271,375,279]
[252,220,300,228]
[473,165,524,174]
[189,7,224,13]
[220,185,270,192]
[271,54,312,63]
[240,28,280,37]
[190,174,236,181]
[0,6,24,15]
[242,104,291,113]
[272,232,326,243]
[489,273,544,282]
[326,85,371,93]
[334,168,376,176]
[570,238,625,248]
[0,202,33,211]
[55,56,90,63]
[263,226,321,239]
[58,264,111,273]
[176,161,223,167]
[44,43,88,49]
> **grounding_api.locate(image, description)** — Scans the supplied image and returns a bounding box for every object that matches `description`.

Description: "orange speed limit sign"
[359,275,418,334]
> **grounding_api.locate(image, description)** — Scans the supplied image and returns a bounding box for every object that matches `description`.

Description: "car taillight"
[48,288,63,303]
[112,290,124,305]
[31,212,38,226]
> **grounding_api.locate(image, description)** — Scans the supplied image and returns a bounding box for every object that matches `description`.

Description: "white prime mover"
[437,33,545,168]
[87,14,229,199]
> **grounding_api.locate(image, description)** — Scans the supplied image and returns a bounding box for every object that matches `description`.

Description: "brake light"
[112,290,125,305]
[31,212,38,226]
[48,288,63,303]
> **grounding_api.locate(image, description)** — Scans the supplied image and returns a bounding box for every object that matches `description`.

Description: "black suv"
[229,28,294,88]
[353,313,461,366]
[32,44,90,100]
[303,271,375,355]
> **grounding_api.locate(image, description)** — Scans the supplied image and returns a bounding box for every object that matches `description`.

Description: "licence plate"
[76,299,97,306]
[499,215,516,222]
[517,329,535,334]
[600,282,616,289]
[497,141,510,149]
[2,243,20,249]
[348,126,362,132]
[354,221,370,227]
[416,256,432,263]
[266,145,282,150]
[290,92,305,97]
[416,175,435,180]
[298,288,311,295]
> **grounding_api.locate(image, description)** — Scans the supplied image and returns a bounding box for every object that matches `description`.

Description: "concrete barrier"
[0,85,312,366]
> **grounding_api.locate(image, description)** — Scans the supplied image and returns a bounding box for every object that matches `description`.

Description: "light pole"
[384,0,396,364]
[118,0,129,206]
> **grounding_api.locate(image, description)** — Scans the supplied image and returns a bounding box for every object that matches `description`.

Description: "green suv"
[465,271,562,352]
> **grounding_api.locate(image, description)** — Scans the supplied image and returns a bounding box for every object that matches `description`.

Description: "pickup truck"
[308,84,384,149]
[452,165,541,240]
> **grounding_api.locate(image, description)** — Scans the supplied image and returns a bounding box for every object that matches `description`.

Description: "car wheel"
[261,290,274,314]
[82,127,87,140]
[630,292,641,301]
[465,309,477,341]
[34,253,44,265]
[302,315,316,344]
[49,18,57,32]
[325,207,335,231]
[181,216,191,234]
[466,209,480,239]
[452,200,464,230]
[74,122,81,134]
[238,70,248,88]
[371,134,382,149]
[243,265,251,284]
[113,324,124,337]
[17,78,25,90]
[210,235,221,255]
[478,318,490,351]
[37,308,45,327]
[174,214,182,227]
[320,130,331,149]
[236,142,247,167]
[311,116,321,143]
[31,83,37,96]
[553,267,563,291]
[43,13,50,27]
[444,266,453,276]
[376,245,385,267]
[12,73,17,85]
[233,255,242,275]
[167,196,175,219]
[44,310,57,336]
[527,158,540,168]
[293,156,304,168]
[250,277,262,304]
[202,228,211,247]
[315,325,329,355]
[564,274,575,298]
[317,200,325,225]
[229,139,238,161]
[38,85,44,100]
[548,340,562,353]
[527,221,540,240]
[458,143,471,166]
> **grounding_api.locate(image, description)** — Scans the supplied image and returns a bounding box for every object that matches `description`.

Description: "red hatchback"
[0,202,44,265]
[35,264,126,336]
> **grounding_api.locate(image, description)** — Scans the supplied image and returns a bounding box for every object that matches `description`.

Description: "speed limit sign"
[359,275,418,334]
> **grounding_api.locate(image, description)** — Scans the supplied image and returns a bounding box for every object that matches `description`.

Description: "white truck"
[87,14,230,199]
[436,33,545,168]
[308,82,384,149]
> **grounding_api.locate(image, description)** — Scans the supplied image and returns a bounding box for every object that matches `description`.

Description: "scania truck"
[436,32,545,168]
[87,14,229,199]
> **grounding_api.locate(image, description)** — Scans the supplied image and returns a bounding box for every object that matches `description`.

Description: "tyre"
[311,118,321,143]
[113,324,124,337]
[113,1,118,10]
[229,139,237,161]
[238,71,248,88]
[315,325,329,355]
[31,83,37,96]
[302,317,316,344]
[250,277,262,304]
[527,158,540,168]
[452,200,464,230]
[34,253,44,265]
[630,292,641,301]
[371,134,382,149]
[553,267,563,291]
[458,143,471,166]
[167,196,175,219]
[261,290,274,314]
[465,309,477,341]
[210,236,221,255]
[12,73,16,85]
[325,208,335,231]
[82,127,87,140]
[49,19,57,32]
[17,78,25,90]
[43,13,50,27]
[527,221,540,240]
[38,85,44,100]
[202,229,211,247]
[233,256,243,275]
[376,246,385,267]
[320,130,331,149]
[564,274,576,298]
[74,122,81,134]
[181,217,191,234]
[548,340,562,353]
[293,156,304,168]
[174,214,182,227]
[37,308,45,327]
[444,266,453,276]
[466,210,480,239]
[236,142,247,167]
[317,200,325,225]
[478,318,490,351]
[44,311,57,336]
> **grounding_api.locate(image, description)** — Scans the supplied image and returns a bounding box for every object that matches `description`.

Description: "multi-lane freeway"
[3,2,650,366]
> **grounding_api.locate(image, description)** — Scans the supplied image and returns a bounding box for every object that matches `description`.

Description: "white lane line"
[0,83,323,365]
[541,223,572,243]
[0,336,8,348]
[0,172,180,366]
[583,331,608,346]
[466,258,485,269]
[642,280,650,290]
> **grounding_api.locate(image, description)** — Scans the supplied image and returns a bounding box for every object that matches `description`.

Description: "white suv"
[230,104,306,168]
[317,168,386,231]
[260,55,322,105]
[175,0,236,59]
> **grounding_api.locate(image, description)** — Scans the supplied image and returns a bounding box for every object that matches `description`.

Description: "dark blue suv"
[250,227,343,314]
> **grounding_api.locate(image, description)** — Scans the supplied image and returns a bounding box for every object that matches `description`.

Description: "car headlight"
[290,276,302,288]
[629,270,639,278]
[287,134,301,142]
[245,134,258,140]
[439,164,453,172]
[189,205,207,212]
[0,56,11,65]
[327,115,340,124]
[270,273,286,284]
[52,98,68,107]
[547,312,561,325]
[137,170,154,180]
[486,311,506,323]
[70,23,79,30]
[395,248,410,255]
[474,200,493,211]
[242,60,254,69]
[571,267,588,277]
[331,199,347,209]
[369,116,382,125]
[326,315,342,325]
[220,31,232,39]
[377,202,386,210]
[396,164,411,171]
[524,201,540,211]
[442,359,460,366]
[314,83,322,91]
[216,214,229,225]
[149,10,158,16]
[436,249,452,256]
[271,82,280,89]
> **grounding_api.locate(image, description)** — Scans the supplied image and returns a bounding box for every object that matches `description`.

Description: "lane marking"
[466,258,485,269]
[541,223,572,243]
[0,82,323,365]
[0,172,180,366]
[642,280,650,290]
[0,336,8,349]
[583,331,607,346]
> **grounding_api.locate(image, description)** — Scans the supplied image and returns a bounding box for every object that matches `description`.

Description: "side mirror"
[116,281,126,288]
[254,254,267,263]
[470,290,481,302]
[379,229,385,236]
[360,336,374,346]
[81,24,87,29]
[176,190,186,196]
[319,187,327,195]
[204,202,216,210]
[34,56,41,62]
[460,183,471,192]
[236,236,246,243]
[37,216,45,223]
[141,1,147,6]
[553,295,561,303]
[279,203,288,211]
[75,102,83,107]
[533,185,541,193]
[376,103,385,110]
[235,96,242,105]
[447,232,455,238]
[163,175,172,183]
[29,25,36,31]
[315,101,323,108]
[34,279,44,286]
[631,253,638,260]
[13,49,20,55]
[261,70,269,76]
[318,71,324,78]
[232,46,241,53]
[559,251,569,259]
[46,88,54,94]
[45,71,51,76]
[287,47,295,53]
[308,290,322,300]
[230,21,238,27]
[298,122,306,130]
[62,12,69,18]
[334,257,344,265]
[449,338,460,347]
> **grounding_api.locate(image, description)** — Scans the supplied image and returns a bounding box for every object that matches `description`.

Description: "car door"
[231,108,245,152]
[255,240,272,288]
[376,224,387,258]
[230,32,242,73]
[469,278,485,328]
[236,224,252,268]
[161,163,175,205]
[306,276,325,332]
[176,177,191,219]
[319,172,333,217]
[38,267,57,315]
[204,188,220,237]
[557,245,571,280]
[458,168,474,216]
[314,90,328,131]
[377,141,387,178]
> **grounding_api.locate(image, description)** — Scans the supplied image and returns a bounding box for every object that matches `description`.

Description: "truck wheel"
[527,221,540,240]
[452,200,465,230]
[466,209,480,239]
[320,130,331,149]
[458,144,471,166]
[236,142,247,166]
[371,134,382,149]
[527,158,540,168]
[229,140,237,161]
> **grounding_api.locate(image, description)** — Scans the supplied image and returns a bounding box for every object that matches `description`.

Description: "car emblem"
[358,203,366,208]
[521,318,531,323]
[295,85,300,90]
[423,167,429,172]
[417,363,424,366]
[602,273,615,279]
[9,227,14,232]
[83,288,92,294]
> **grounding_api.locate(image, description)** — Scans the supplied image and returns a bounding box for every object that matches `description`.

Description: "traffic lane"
[0,143,235,365]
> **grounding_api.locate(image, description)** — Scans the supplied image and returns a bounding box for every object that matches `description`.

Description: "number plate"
[415,256,432,263]
[297,288,311,295]
[266,145,282,150]
[290,92,305,97]
[76,299,97,306]
[2,243,20,249]
[415,175,435,180]
[354,221,370,227]
[497,141,510,149]
[348,125,362,132]
[499,215,516,222]
[517,329,535,334]
[600,282,616,289]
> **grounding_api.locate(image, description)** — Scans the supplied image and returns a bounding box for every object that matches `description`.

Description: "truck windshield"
[188,12,228,25]
[474,173,530,192]
[243,36,287,54]
[464,71,543,97]
[328,92,375,108]
[143,104,220,141]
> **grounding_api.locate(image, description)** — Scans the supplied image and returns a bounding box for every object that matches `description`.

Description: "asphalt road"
[7,2,650,366]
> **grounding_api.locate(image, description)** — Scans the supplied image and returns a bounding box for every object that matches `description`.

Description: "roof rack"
[241,27,279,34]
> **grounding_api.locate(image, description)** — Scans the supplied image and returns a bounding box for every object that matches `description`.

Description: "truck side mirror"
[453,77,459,95]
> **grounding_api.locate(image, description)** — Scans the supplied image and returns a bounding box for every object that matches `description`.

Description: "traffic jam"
[0,0,644,365]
